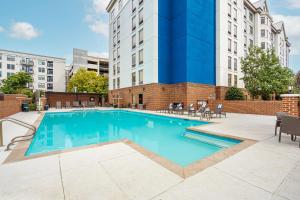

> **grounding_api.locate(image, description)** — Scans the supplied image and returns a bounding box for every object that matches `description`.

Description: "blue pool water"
[26,110,241,166]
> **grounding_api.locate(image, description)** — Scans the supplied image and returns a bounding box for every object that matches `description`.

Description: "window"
[139,29,144,44]
[249,39,254,47]
[38,75,45,81]
[7,72,14,77]
[117,47,120,59]
[113,64,116,75]
[7,64,15,70]
[0,62,1,69]
[117,77,120,89]
[38,60,45,65]
[38,67,45,73]
[139,49,144,64]
[244,36,247,47]
[228,4,232,17]
[113,36,116,47]
[244,21,247,33]
[234,25,237,37]
[228,56,232,70]
[261,42,266,50]
[132,72,136,86]
[261,29,266,37]
[261,17,265,24]
[47,69,53,75]
[233,8,237,21]
[228,21,232,34]
[228,74,232,87]
[132,53,136,67]
[234,58,238,71]
[228,38,232,52]
[132,16,136,31]
[47,83,53,90]
[0,54,2,60]
[234,42,237,54]
[139,9,143,25]
[117,17,120,28]
[38,83,45,89]
[244,7,247,18]
[117,32,120,44]
[47,76,53,82]
[113,50,116,60]
[132,0,136,13]
[47,61,53,68]
[7,55,15,61]
[132,34,136,49]
[139,0,143,6]
[0,71,2,77]
[117,62,120,74]
[113,79,116,89]
[234,75,238,87]
[249,26,253,35]
[111,9,115,19]
[113,21,117,33]
[249,12,254,22]
[138,69,143,85]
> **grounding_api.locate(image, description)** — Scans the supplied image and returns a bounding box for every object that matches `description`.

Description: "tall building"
[0,49,66,92]
[69,48,109,78]
[106,0,291,109]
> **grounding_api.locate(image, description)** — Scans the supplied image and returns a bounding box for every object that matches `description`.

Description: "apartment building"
[106,0,290,109]
[0,49,66,92]
[69,48,109,78]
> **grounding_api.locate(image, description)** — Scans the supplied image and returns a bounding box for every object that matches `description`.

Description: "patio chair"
[66,101,71,109]
[174,103,184,115]
[73,101,80,108]
[275,112,288,136]
[56,101,62,109]
[197,102,208,119]
[81,101,88,108]
[279,115,300,148]
[167,103,174,114]
[188,104,196,116]
[211,104,226,118]
[89,101,96,107]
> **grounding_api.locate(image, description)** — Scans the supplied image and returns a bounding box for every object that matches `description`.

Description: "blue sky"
[0,0,299,72]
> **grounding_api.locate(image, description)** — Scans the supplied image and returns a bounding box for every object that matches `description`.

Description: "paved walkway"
[0,110,299,200]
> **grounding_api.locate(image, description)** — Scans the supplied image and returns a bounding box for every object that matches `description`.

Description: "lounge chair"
[188,104,196,116]
[56,101,62,109]
[66,101,71,109]
[197,102,208,119]
[279,115,300,147]
[73,101,80,108]
[175,103,184,115]
[275,112,288,136]
[211,104,226,118]
[81,101,88,108]
[89,101,96,107]
[165,103,174,114]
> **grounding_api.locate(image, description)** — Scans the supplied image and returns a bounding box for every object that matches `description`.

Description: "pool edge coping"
[2,109,257,179]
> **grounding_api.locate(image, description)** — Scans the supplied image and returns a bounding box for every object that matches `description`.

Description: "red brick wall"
[45,92,101,108]
[0,94,29,119]
[281,95,300,117]
[209,100,283,116]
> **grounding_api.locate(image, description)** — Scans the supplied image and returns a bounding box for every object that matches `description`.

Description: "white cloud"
[89,51,108,58]
[273,15,300,55]
[287,0,300,9]
[0,26,4,32]
[93,0,110,14]
[9,22,39,40]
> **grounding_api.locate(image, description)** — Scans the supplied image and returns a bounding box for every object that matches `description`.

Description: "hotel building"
[106,0,291,109]
[69,48,109,78]
[0,49,66,92]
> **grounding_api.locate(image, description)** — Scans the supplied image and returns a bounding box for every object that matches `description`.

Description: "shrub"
[29,103,36,111]
[225,87,245,100]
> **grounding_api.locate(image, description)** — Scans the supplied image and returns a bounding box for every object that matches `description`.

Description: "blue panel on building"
[158,0,216,85]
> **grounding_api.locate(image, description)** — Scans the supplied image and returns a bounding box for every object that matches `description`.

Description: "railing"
[0,118,36,150]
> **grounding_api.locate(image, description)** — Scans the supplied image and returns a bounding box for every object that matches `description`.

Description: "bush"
[225,87,245,100]
[29,103,36,111]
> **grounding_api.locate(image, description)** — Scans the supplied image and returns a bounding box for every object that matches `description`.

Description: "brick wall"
[45,92,101,108]
[209,100,283,116]
[0,94,29,119]
[281,94,300,117]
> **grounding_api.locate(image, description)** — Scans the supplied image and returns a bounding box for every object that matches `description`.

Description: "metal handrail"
[0,118,36,150]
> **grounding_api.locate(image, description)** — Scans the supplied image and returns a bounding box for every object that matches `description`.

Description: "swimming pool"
[26,110,241,166]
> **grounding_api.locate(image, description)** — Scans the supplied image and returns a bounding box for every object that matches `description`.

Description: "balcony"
[20,59,34,66]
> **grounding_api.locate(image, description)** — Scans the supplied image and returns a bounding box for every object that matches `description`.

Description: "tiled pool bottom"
[26,110,241,167]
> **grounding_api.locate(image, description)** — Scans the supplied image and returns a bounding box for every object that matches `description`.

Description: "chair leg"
[279,127,282,142]
[275,124,277,136]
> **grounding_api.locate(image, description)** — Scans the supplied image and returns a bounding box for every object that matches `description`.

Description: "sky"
[0,0,299,72]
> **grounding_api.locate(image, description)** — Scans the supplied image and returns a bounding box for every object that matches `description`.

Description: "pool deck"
[0,109,299,200]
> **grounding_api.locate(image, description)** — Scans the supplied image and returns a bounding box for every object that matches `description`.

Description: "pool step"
[184,133,231,148]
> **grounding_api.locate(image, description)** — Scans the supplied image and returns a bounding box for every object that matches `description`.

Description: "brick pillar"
[281,94,300,117]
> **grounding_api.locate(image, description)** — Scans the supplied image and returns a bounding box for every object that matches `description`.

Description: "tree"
[0,72,33,95]
[241,46,294,100]
[225,87,245,100]
[67,68,108,96]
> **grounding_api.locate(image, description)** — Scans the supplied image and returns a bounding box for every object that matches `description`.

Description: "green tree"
[67,68,108,96]
[241,46,294,100]
[225,87,245,100]
[0,72,33,95]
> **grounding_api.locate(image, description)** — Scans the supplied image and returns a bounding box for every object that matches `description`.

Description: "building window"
[117,47,120,59]
[113,64,116,75]
[7,55,15,62]
[38,83,45,89]
[113,79,116,89]
[132,53,136,68]
[47,61,53,68]
[249,13,254,22]
[139,9,143,25]
[261,29,266,37]
[7,64,15,70]
[38,75,45,81]
[139,29,144,44]
[261,42,266,50]
[132,72,136,86]
[244,21,247,33]
[132,34,136,49]
[0,71,2,77]
[234,42,237,54]
[139,0,143,6]
[249,39,254,47]
[244,36,247,47]
[132,16,136,31]
[228,56,232,70]
[7,72,14,77]
[228,74,232,87]
[47,83,53,90]
[249,26,254,35]
[47,69,53,75]
[113,50,117,60]
[113,36,116,47]
[233,8,237,21]
[228,21,232,34]
[117,17,120,28]
[228,4,232,17]
[0,54,2,60]
[38,67,45,73]
[139,49,144,64]
[117,77,120,89]
[234,25,237,38]
[132,0,136,13]
[117,62,120,74]
[0,62,2,69]
[234,75,238,87]
[228,38,232,52]
[234,58,237,71]
[117,32,120,44]
[113,21,117,33]
[38,60,45,65]
[47,76,53,82]
[261,17,265,24]
[138,69,143,85]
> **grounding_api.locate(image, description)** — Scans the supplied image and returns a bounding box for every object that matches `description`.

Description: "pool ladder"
[0,118,36,151]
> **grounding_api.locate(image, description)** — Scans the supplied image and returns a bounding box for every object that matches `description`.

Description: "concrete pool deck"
[0,109,299,200]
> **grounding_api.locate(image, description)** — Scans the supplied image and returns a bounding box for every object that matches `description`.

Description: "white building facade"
[0,49,66,92]
[106,0,291,91]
